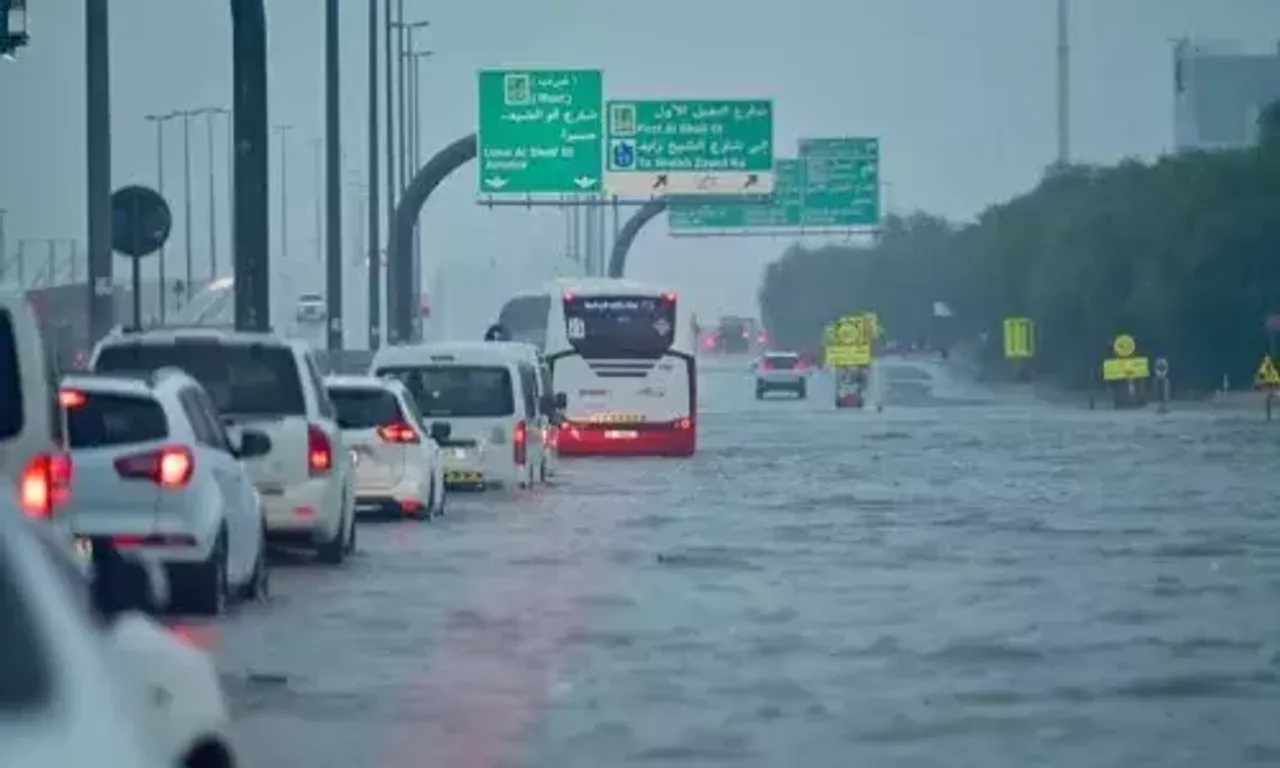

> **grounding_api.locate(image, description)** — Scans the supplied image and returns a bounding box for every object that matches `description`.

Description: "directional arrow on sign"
[652,174,668,190]
[483,177,508,189]
[573,176,598,189]
[743,174,759,189]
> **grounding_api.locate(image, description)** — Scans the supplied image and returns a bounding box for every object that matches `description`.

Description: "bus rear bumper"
[557,423,696,457]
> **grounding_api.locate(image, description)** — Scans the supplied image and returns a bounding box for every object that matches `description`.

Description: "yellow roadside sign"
[825,314,874,368]
[1003,317,1034,359]
[1102,356,1149,381]
[1113,333,1136,358]
[1254,354,1280,387]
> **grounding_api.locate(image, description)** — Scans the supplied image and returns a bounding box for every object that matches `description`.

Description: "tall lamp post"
[195,107,231,281]
[144,111,179,320]
[404,47,433,336]
[271,123,294,262]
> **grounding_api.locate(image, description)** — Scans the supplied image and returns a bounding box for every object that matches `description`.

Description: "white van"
[480,341,562,482]
[0,290,71,519]
[369,342,547,490]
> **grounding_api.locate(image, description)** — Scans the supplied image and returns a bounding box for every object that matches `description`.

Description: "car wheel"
[797,381,807,399]
[345,510,357,554]
[237,526,270,603]
[317,502,348,565]
[183,529,228,617]
[435,476,447,516]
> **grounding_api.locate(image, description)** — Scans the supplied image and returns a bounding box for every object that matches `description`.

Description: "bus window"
[562,294,675,360]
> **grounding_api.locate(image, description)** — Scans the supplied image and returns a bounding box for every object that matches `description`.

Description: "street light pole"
[324,0,343,351]
[367,0,382,350]
[272,124,293,262]
[201,108,230,281]
[179,109,196,303]
[406,49,433,338]
[312,138,323,258]
[144,111,178,321]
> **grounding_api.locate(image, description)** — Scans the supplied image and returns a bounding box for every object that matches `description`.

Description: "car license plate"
[605,430,638,439]
[449,448,470,459]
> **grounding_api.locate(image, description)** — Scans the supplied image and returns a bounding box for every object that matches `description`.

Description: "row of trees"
[758,104,1280,390]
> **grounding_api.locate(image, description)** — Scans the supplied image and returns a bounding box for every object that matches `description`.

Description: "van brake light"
[513,420,528,466]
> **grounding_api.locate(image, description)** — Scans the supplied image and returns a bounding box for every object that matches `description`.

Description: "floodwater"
[213,357,1280,768]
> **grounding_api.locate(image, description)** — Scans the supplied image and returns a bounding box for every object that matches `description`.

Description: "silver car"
[754,352,810,399]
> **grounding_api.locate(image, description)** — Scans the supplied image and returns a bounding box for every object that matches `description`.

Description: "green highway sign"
[476,69,603,195]
[604,99,774,196]
[798,137,879,226]
[668,159,802,229]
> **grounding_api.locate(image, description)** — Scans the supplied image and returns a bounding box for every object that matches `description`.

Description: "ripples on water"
[222,363,1280,768]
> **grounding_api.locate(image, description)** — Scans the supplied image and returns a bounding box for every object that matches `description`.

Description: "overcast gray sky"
[2,1,1278,340]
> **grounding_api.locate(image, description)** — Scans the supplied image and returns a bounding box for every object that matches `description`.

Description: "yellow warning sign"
[1003,317,1034,359]
[824,314,874,368]
[1113,333,1136,358]
[1254,354,1280,388]
[1102,356,1149,382]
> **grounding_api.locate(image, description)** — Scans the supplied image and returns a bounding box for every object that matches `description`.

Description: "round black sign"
[111,185,172,259]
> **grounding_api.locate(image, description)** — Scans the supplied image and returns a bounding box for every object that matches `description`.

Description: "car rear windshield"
[764,355,799,370]
[65,392,169,448]
[93,341,306,417]
[0,309,23,440]
[328,387,404,429]
[0,542,54,712]
[376,365,515,418]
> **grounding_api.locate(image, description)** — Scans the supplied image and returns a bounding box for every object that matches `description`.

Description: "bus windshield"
[563,294,675,360]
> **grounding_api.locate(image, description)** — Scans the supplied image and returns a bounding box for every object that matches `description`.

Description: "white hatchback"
[58,370,272,615]
[326,375,446,519]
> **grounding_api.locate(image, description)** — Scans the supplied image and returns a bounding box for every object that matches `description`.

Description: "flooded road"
[216,358,1280,767]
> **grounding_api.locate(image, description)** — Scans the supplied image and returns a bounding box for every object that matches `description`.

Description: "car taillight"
[308,424,333,475]
[114,445,194,489]
[677,417,692,431]
[513,420,527,466]
[376,422,420,444]
[59,389,88,409]
[20,453,73,518]
[760,360,772,370]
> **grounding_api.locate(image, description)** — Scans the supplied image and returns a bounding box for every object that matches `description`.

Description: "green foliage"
[758,119,1280,390]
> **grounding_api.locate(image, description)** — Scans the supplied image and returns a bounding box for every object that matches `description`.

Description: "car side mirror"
[235,428,273,459]
[90,543,169,622]
[429,421,452,442]
[553,392,568,410]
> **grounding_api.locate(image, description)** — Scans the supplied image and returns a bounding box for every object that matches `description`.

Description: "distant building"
[1173,38,1280,151]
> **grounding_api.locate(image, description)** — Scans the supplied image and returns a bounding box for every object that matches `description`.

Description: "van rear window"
[65,392,169,448]
[377,366,515,418]
[0,310,21,439]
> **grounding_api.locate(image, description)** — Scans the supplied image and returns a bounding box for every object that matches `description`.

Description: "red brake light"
[513,420,527,466]
[308,424,333,475]
[20,453,73,518]
[760,359,772,370]
[114,446,194,489]
[376,422,420,444]
[661,292,676,303]
[562,291,575,302]
[59,389,88,409]
[677,417,692,431]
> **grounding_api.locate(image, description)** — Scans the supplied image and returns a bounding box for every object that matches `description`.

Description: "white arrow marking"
[573,176,598,189]
[483,176,508,189]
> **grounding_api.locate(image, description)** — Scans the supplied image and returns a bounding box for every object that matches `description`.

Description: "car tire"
[434,476,447,517]
[755,381,766,400]
[316,500,348,565]
[237,526,270,603]
[182,529,228,617]
[797,381,807,399]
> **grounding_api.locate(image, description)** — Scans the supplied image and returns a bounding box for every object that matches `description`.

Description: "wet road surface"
[213,358,1280,767]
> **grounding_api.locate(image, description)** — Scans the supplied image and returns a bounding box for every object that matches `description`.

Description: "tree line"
[758,102,1280,391]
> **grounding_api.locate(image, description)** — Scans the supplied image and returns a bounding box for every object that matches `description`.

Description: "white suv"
[754,351,811,399]
[88,328,357,565]
[0,290,72,519]
[58,369,272,615]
